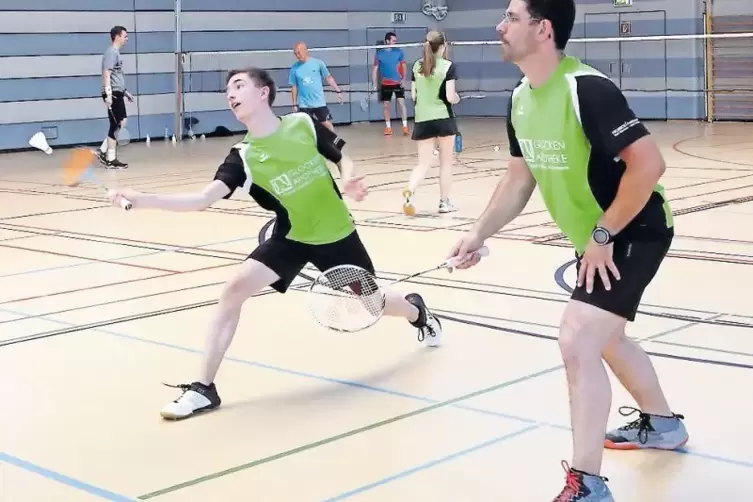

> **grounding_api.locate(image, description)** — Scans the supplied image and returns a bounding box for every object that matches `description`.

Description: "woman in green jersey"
[403,30,460,216]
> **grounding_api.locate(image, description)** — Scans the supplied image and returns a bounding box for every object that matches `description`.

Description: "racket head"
[307,264,386,333]
[117,127,131,146]
[360,95,369,111]
[61,148,97,187]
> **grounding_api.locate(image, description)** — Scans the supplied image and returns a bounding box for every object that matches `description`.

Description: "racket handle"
[119,197,132,211]
[444,246,489,268]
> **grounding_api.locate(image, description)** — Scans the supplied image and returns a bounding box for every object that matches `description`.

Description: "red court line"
[0,223,243,261]
[0,243,179,273]
[0,262,235,306]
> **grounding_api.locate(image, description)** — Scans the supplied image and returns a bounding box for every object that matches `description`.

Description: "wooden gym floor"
[0,118,752,501]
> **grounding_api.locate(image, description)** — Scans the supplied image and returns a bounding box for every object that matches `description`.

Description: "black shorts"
[571,234,673,321]
[249,230,375,293]
[299,106,332,123]
[412,118,458,141]
[380,84,405,102]
[102,91,127,122]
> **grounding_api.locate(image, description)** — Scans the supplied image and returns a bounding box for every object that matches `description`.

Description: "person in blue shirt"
[372,32,409,136]
[289,41,343,132]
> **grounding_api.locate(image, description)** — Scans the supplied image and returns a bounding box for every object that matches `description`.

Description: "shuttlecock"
[493,145,500,152]
[29,132,52,154]
[145,135,151,145]
[200,134,206,140]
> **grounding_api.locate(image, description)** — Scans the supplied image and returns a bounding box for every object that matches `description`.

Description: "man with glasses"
[446,1,687,500]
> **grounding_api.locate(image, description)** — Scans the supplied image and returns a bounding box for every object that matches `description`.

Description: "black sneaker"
[160,381,221,420]
[405,293,443,347]
[106,158,128,169]
[96,150,108,166]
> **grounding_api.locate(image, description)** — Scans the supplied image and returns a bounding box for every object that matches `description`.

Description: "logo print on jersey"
[268,156,329,197]
[270,174,293,194]
[518,138,569,171]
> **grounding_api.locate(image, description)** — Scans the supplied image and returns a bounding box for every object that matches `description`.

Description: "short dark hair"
[384,31,397,42]
[524,0,575,51]
[110,26,127,41]
[225,67,277,106]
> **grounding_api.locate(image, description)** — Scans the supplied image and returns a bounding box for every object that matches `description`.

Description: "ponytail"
[421,41,435,77]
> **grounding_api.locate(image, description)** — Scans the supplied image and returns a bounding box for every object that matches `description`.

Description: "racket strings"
[309,266,385,332]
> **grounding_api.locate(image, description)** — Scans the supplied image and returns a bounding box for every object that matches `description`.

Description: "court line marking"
[319,425,542,502]
[0,236,253,279]
[1,302,751,499]
[0,452,135,502]
[136,366,564,499]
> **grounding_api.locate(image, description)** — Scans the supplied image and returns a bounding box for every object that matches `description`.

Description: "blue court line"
[0,452,135,501]
[0,236,252,279]
[3,305,752,474]
[319,425,542,502]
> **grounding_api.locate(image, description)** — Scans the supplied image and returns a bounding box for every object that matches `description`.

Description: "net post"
[704,1,714,122]
[174,0,184,141]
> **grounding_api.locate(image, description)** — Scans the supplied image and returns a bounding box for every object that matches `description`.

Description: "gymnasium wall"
[0,0,443,152]
[446,0,708,121]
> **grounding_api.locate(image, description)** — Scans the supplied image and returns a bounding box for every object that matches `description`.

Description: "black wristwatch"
[591,226,614,246]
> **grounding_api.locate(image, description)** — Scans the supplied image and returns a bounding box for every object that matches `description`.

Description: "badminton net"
[173,29,753,139]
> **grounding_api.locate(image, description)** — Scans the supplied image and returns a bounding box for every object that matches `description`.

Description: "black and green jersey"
[507,56,673,255]
[214,112,355,245]
[411,55,457,122]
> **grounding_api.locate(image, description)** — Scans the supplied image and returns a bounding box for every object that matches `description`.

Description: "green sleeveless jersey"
[411,55,457,122]
[213,113,355,245]
[508,56,673,254]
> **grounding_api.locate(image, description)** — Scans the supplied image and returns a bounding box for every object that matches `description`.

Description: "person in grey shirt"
[98,25,133,169]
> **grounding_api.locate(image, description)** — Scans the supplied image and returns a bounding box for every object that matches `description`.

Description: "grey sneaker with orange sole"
[604,406,689,450]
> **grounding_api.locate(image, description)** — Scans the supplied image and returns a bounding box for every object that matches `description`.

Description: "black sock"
[404,293,427,327]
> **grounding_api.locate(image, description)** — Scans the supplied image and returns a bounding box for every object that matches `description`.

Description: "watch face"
[593,228,609,244]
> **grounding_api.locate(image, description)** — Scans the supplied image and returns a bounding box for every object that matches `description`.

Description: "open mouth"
[231,102,241,110]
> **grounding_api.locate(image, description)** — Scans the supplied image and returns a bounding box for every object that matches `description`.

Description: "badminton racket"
[359,90,375,111]
[61,148,132,210]
[307,246,490,333]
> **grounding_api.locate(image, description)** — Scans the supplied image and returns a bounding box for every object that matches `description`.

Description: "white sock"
[100,139,108,153]
[385,120,391,128]
[107,148,116,162]
[402,119,408,126]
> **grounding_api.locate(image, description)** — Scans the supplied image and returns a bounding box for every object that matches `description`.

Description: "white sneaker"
[160,381,221,420]
[438,199,457,213]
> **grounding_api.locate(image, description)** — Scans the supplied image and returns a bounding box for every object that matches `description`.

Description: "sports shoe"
[160,381,221,420]
[604,406,688,450]
[405,293,442,347]
[438,199,457,213]
[552,461,614,502]
[401,125,410,136]
[402,188,416,216]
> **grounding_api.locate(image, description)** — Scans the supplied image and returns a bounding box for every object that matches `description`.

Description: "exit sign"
[391,12,407,24]
[613,0,633,6]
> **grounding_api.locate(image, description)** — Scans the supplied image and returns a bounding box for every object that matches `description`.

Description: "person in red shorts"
[372,32,409,136]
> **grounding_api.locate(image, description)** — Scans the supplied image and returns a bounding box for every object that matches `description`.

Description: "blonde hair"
[419,30,446,77]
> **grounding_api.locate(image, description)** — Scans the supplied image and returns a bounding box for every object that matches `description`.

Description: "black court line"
[553,260,753,328]
[135,364,563,500]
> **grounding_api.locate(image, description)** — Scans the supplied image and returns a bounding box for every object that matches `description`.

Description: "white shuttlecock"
[200,134,206,140]
[145,134,151,145]
[29,131,52,154]
[493,145,500,152]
